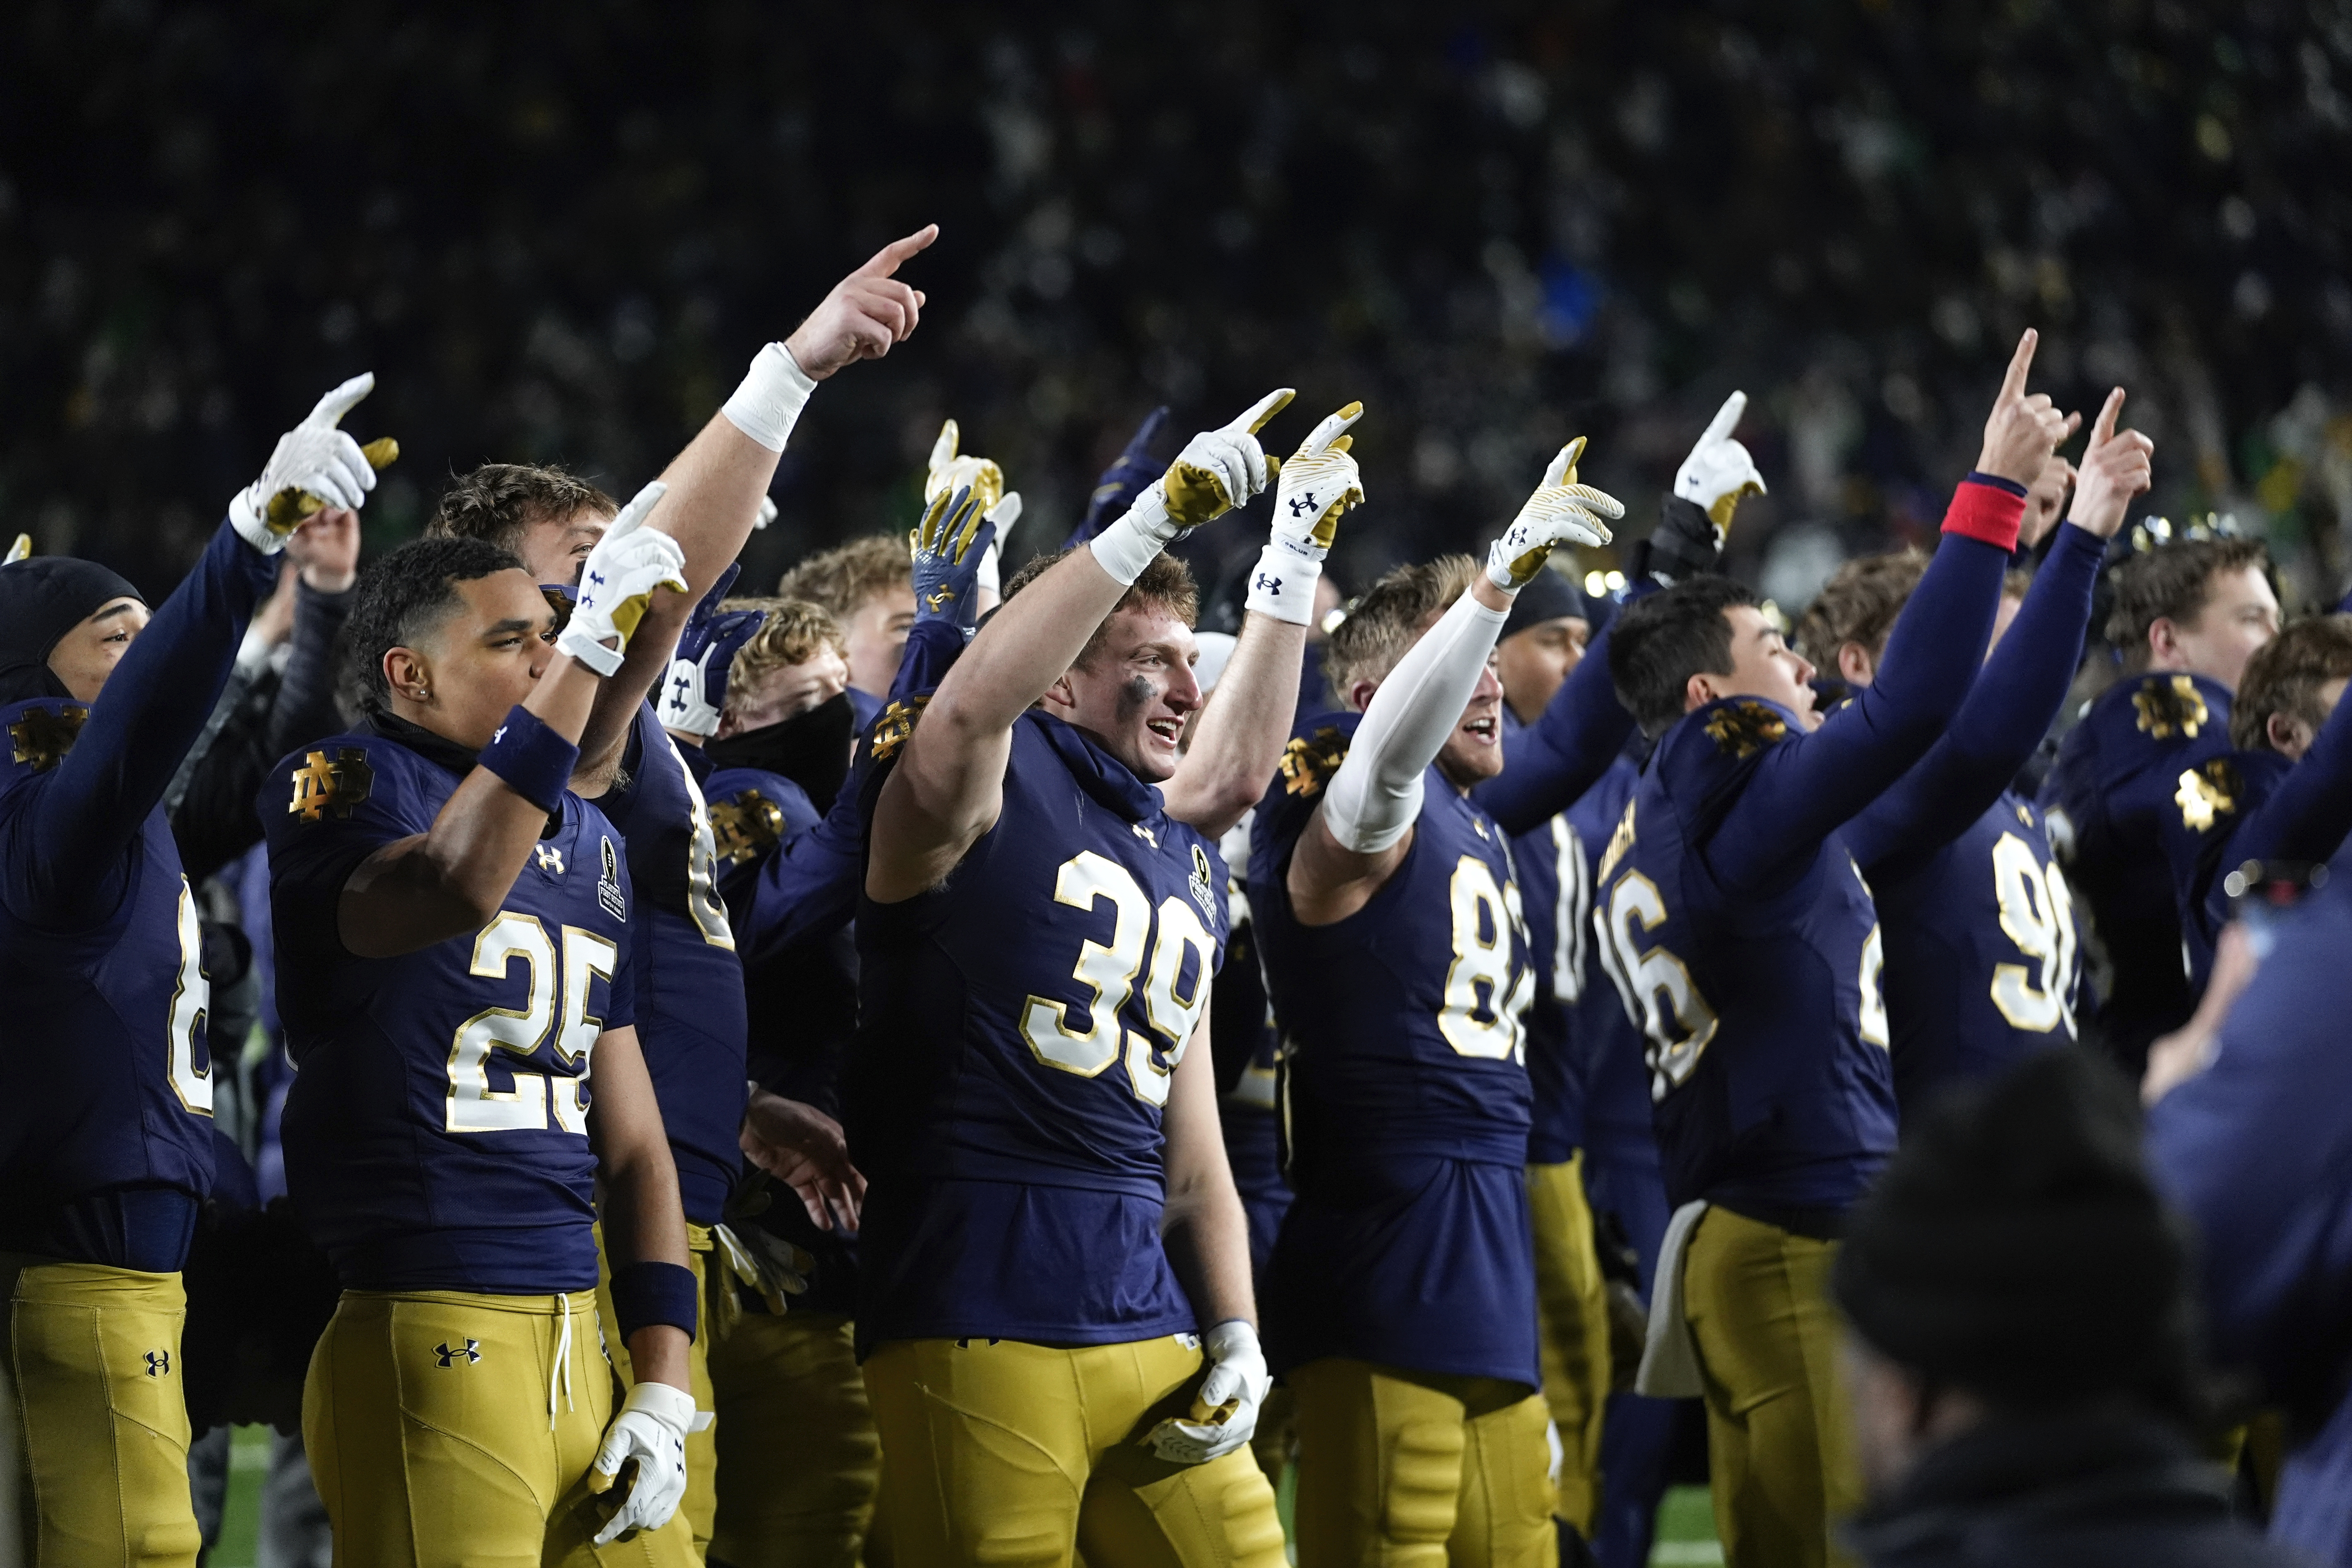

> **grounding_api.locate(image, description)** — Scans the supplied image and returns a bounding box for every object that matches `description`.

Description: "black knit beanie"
[0,556,145,703]
[1833,1047,2204,1417]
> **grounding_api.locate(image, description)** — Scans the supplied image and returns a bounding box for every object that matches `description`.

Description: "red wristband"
[1941,478,2026,551]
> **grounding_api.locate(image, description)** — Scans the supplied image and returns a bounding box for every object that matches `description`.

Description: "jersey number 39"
[1020,851,1216,1108]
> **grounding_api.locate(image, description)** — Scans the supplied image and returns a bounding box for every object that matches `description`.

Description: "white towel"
[1635,1201,1711,1399]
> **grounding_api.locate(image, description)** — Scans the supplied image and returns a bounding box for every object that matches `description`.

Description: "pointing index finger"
[1300,401,1365,455]
[1999,329,2039,403]
[2089,387,2126,448]
[928,418,960,477]
[1228,388,1296,436]
[854,224,940,280]
[1700,391,1748,447]
[308,372,376,428]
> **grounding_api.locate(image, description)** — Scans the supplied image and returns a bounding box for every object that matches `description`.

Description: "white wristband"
[1087,487,1174,586]
[1242,543,1322,625]
[720,343,817,453]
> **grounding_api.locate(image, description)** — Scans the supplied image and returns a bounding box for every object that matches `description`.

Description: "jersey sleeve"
[1474,617,1639,836]
[1844,521,2104,874]
[3,520,278,927]
[1701,479,2019,895]
[259,739,433,961]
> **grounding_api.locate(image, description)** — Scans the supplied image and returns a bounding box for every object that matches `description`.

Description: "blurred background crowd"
[4,0,2350,616]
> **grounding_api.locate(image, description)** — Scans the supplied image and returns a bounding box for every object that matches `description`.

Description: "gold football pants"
[1680,1206,1861,1568]
[597,1224,719,1558]
[303,1286,694,1568]
[705,1309,881,1568]
[1287,1358,1556,1568]
[863,1334,1286,1568]
[1,1257,200,1568]
[1526,1155,1610,1533]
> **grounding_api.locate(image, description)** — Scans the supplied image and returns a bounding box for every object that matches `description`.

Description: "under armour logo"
[1254,572,1282,596]
[586,570,607,596]
[1288,493,1317,517]
[1131,822,1159,848]
[670,672,693,705]
[535,844,566,875]
[492,726,508,744]
[144,1350,169,1377]
[435,1339,482,1367]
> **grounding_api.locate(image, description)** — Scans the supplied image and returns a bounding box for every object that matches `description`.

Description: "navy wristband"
[610,1260,699,1342]
[476,705,579,814]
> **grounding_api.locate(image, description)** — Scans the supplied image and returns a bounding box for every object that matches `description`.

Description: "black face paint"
[1119,675,1155,718]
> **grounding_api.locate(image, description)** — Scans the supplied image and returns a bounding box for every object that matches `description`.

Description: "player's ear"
[1040,669,1078,717]
[2267,710,2309,759]
[1346,677,1379,713]
[2147,616,2178,665]
[1685,671,1717,713]
[1836,642,1876,688]
[384,645,432,705]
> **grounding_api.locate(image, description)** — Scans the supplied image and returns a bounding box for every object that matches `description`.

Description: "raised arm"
[575,226,938,778]
[1705,332,2066,893]
[12,379,386,925]
[1845,390,2147,872]
[1290,443,1622,923]
[338,517,686,956]
[868,393,1288,901]
[2192,680,2352,951]
[1164,402,1366,836]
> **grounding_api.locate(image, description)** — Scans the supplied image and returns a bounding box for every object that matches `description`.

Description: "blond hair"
[724,597,847,719]
[1324,554,1482,702]
[775,535,912,617]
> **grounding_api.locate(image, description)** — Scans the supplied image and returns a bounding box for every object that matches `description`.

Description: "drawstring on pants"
[549,1294,575,1430]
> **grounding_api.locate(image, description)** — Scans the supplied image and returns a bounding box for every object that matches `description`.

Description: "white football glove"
[1673,391,1766,530]
[925,418,1007,513]
[1091,389,1293,584]
[588,1379,694,1545]
[228,374,382,555]
[976,493,1018,605]
[1247,401,1365,624]
[556,482,689,676]
[1147,1319,1270,1465]
[1486,438,1625,591]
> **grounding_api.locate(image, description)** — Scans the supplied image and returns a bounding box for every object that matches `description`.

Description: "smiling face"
[1044,605,1202,782]
[1345,607,1511,791]
[1688,604,1822,731]
[383,569,560,749]
[46,596,152,703]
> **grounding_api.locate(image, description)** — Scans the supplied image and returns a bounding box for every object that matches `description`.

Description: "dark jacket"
[1847,1412,2306,1568]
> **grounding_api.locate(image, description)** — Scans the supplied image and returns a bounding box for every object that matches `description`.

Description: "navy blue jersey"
[1250,711,1540,1386]
[1596,699,1897,1219]
[263,725,636,1294]
[2045,671,2234,1065]
[710,764,863,1314]
[849,710,1229,1351]
[0,521,280,1269]
[596,705,746,1226]
[1566,757,1645,1156]
[1505,696,1601,1167]
[1868,795,2078,1118]
[1213,814,1291,1283]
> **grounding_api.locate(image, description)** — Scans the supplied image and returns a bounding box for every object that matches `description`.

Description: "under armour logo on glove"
[1255,572,1281,596]
[1287,492,1319,517]
[436,1339,482,1367]
[144,1350,169,1377]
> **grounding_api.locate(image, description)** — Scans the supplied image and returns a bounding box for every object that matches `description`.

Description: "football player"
[775,536,918,730]
[2161,613,2352,983]
[1819,388,2151,1116]
[1251,445,1626,1567]
[261,508,699,1563]
[2045,531,2278,1073]
[1592,331,2061,1566]
[852,390,1362,1565]
[427,228,936,1554]
[0,377,377,1565]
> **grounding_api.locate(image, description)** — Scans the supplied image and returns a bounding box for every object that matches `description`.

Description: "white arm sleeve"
[1320,590,1510,854]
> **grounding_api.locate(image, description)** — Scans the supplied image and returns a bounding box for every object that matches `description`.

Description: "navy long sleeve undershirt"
[1844,520,2105,876]
[1474,617,1639,836]
[1702,478,2021,896]
[2,519,276,928]
[727,616,967,964]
